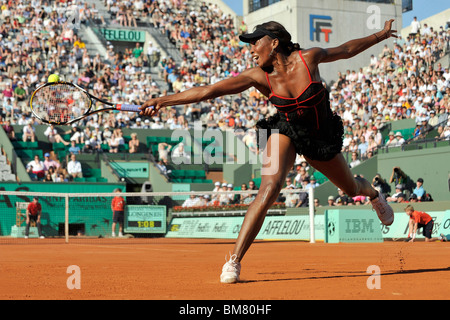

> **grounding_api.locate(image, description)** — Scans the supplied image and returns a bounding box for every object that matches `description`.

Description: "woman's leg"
[221,134,296,283]
[304,153,393,225]
[304,153,377,198]
[233,133,297,261]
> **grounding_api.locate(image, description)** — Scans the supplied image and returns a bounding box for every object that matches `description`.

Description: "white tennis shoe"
[371,193,394,226]
[220,254,241,284]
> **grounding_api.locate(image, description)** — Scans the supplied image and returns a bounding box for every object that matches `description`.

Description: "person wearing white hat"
[132,117,143,129]
[394,132,405,146]
[150,117,164,129]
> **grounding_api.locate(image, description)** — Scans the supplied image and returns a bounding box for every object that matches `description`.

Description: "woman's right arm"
[139,68,266,117]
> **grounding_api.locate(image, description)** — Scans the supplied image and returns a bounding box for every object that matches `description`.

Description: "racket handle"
[117,104,141,112]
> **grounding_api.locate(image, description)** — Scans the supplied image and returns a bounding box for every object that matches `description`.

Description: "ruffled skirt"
[256,110,344,161]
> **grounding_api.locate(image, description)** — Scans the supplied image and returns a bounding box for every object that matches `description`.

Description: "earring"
[269,48,274,57]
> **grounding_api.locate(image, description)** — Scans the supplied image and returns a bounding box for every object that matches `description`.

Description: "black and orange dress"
[256,51,344,161]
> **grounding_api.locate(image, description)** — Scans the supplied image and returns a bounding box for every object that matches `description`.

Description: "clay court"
[1,238,449,300]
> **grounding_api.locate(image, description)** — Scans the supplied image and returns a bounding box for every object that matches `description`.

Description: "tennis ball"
[48,74,60,83]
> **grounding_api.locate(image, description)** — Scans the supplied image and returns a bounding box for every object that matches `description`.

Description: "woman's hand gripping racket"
[29,82,152,125]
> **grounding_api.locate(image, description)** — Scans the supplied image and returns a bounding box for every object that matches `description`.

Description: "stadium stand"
[0,0,449,207]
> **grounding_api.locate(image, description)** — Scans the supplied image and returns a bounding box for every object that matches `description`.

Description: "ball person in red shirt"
[111,188,125,237]
[404,205,446,242]
[25,197,44,239]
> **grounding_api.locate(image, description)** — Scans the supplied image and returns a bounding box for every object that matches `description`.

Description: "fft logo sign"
[310,15,332,43]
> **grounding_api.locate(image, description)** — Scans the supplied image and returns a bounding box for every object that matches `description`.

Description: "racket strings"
[32,83,90,124]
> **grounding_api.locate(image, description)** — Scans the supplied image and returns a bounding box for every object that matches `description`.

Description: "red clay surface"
[1,238,450,300]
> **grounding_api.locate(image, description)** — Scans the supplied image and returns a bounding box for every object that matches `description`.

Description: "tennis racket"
[29,81,148,125]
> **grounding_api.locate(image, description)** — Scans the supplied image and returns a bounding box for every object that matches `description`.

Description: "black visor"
[239,28,278,43]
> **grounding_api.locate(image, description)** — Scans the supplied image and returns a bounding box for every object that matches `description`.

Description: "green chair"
[52,142,66,151]
[147,136,158,145]
[12,141,38,149]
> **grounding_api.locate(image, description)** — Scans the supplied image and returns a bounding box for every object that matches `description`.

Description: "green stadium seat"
[147,136,158,145]
[184,170,197,179]
[96,177,108,183]
[53,142,66,151]
[119,144,129,152]
[16,149,43,160]
[83,168,102,178]
[12,141,38,149]
[170,170,186,178]
[74,177,86,182]
[194,170,206,179]
[101,144,110,152]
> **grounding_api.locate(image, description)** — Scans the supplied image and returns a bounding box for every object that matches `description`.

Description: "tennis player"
[140,20,397,283]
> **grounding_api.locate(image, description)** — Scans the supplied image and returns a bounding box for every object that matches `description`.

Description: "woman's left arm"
[310,19,397,63]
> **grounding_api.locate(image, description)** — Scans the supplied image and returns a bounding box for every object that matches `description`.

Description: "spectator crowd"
[0,1,449,199]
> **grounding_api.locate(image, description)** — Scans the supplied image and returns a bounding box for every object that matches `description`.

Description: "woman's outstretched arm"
[139,67,267,117]
[308,19,398,64]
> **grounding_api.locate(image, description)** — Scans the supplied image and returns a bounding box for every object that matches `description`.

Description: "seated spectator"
[327,196,335,206]
[408,193,419,203]
[22,123,36,142]
[294,166,310,187]
[156,159,171,176]
[295,187,309,207]
[108,128,124,153]
[367,135,378,154]
[171,143,190,161]
[314,198,322,208]
[384,131,397,147]
[335,188,349,205]
[394,132,405,146]
[55,173,69,182]
[284,184,299,208]
[413,178,425,201]
[439,125,450,140]
[13,81,27,102]
[357,136,368,157]
[386,184,406,202]
[43,172,53,182]
[26,155,45,179]
[102,125,113,144]
[128,132,140,153]
[3,120,15,140]
[349,152,361,168]
[43,153,60,172]
[305,177,319,189]
[66,126,85,144]
[157,142,172,162]
[44,124,69,146]
[68,140,81,155]
[67,154,83,179]
[151,117,164,129]
[182,193,200,208]
[396,193,407,203]
[352,195,368,205]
